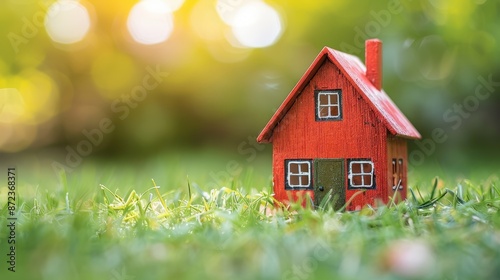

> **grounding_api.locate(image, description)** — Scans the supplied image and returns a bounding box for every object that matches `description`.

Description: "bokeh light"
[44,0,91,44]
[163,0,185,12]
[224,1,283,48]
[0,79,56,153]
[0,88,24,124]
[190,0,225,42]
[1,0,499,162]
[0,71,59,125]
[21,70,60,124]
[215,0,251,25]
[127,0,175,45]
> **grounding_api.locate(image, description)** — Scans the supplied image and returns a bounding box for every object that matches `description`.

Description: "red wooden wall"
[271,60,390,210]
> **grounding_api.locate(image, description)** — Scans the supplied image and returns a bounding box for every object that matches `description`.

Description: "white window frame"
[348,160,375,188]
[286,160,312,189]
[316,90,341,120]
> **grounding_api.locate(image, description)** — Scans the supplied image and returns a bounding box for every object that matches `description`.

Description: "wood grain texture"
[272,60,387,210]
[257,40,421,210]
[257,46,421,143]
[365,39,383,90]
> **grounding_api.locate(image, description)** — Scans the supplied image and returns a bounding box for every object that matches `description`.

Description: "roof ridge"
[257,46,421,143]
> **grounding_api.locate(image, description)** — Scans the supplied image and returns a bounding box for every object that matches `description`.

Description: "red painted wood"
[365,39,383,90]
[257,39,421,210]
[271,60,388,210]
[257,46,421,143]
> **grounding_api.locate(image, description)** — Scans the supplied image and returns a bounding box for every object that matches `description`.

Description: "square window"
[285,160,312,189]
[348,159,375,189]
[315,90,342,121]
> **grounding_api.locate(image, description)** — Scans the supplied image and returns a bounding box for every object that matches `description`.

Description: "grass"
[0,152,499,280]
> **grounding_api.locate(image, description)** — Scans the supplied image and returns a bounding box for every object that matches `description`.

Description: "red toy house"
[257,39,421,211]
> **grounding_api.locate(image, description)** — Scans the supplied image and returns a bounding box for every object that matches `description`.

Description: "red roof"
[257,46,421,143]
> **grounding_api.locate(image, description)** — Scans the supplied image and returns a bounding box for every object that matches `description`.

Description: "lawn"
[0,151,499,280]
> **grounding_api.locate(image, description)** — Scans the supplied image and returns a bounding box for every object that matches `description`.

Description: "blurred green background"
[0,0,499,174]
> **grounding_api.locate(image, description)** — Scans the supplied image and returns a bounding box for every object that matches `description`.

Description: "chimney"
[365,39,382,90]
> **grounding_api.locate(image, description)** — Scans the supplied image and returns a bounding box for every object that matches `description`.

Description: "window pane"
[299,163,308,173]
[362,163,372,173]
[318,106,328,118]
[363,175,372,186]
[300,175,309,186]
[349,160,375,188]
[289,175,300,186]
[319,94,329,105]
[317,92,341,120]
[287,160,311,188]
[352,163,361,173]
[329,106,339,117]
[352,175,362,186]
[330,94,338,104]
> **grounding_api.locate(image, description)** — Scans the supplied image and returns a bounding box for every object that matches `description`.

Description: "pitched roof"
[257,46,421,143]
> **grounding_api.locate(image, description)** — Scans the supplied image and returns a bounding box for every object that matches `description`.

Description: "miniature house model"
[257,39,421,211]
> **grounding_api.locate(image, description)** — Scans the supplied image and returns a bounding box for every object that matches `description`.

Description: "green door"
[314,159,345,210]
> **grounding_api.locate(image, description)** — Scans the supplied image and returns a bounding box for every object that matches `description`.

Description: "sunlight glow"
[163,0,185,12]
[0,71,59,153]
[190,0,225,42]
[127,0,175,45]
[228,1,283,48]
[44,0,91,44]
[216,0,251,25]
[0,88,25,124]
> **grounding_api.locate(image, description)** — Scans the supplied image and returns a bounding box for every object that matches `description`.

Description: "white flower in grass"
[383,239,436,278]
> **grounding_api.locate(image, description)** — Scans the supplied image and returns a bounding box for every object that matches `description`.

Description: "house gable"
[270,58,388,159]
[257,47,421,144]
